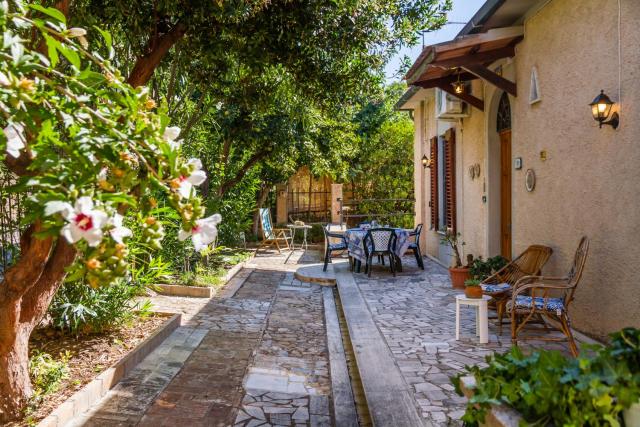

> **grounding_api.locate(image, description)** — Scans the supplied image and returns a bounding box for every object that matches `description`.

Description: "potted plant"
[440,229,472,288]
[469,255,508,281]
[464,279,483,298]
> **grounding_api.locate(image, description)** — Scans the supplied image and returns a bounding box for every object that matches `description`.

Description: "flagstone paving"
[353,257,575,426]
[70,251,334,427]
[68,249,579,427]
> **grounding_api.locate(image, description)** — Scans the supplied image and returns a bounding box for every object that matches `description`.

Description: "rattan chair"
[363,228,397,277]
[322,224,347,272]
[507,237,589,357]
[481,245,553,334]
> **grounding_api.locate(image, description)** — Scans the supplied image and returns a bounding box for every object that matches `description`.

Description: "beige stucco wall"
[409,0,640,338]
[511,0,640,338]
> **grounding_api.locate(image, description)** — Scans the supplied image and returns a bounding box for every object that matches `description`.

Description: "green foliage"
[469,256,508,281]
[454,328,640,426]
[0,3,210,288]
[175,246,251,287]
[347,83,416,227]
[48,279,151,334]
[464,279,481,288]
[29,351,70,397]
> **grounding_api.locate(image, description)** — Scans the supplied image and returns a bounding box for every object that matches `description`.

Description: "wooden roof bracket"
[437,84,485,111]
[464,64,517,97]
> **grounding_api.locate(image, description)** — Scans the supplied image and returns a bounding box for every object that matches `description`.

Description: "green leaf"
[57,44,80,70]
[28,4,66,25]
[43,34,59,67]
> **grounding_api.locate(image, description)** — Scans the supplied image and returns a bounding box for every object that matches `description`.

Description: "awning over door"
[405,26,523,111]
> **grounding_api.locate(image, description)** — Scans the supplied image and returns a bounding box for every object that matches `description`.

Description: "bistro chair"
[363,228,397,278]
[323,224,348,272]
[481,245,553,334]
[407,223,424,270]
[507,237,589,357]
[257,208,292,254]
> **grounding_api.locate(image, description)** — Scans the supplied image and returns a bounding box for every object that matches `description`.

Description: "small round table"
[287,224,313,251]
[455,295,491,344]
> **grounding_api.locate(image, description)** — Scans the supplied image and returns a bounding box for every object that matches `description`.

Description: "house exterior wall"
[511,0,640,337]
[408,0,639,339]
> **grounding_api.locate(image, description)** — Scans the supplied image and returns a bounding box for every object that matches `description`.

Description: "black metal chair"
[407,224,424,270]
[322,224,347,272]
[363,228,397,277]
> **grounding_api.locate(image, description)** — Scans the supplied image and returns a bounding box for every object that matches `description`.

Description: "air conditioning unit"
[435,88,470,119]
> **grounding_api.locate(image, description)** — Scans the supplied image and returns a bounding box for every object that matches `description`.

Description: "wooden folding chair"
[257,208,291,253]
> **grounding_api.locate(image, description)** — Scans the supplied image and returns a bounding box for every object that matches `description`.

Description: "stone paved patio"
[70,250,333,427]
[353,256,575,425]
[68,249,579,427]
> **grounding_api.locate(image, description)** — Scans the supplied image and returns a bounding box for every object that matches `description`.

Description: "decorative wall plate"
[525,169,536,192]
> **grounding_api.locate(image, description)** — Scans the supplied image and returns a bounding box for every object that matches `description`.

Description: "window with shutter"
[444,129,456,233]
[429,136,438,230]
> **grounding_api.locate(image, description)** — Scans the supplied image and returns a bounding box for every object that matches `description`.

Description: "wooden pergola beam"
[430,46,516,68]
[414,72,478,89]
[464,64,517,97]
[437,84,485,111]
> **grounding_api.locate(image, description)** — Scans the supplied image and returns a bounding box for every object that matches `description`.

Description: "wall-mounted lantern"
[589,90,619,129]
[421,154,431,168]
[453,71,465,94]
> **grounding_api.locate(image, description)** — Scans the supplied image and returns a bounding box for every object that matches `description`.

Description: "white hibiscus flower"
[162,126,182,151]
[178,213,222,252]
[44,197,109,247]
[3,123,26,158]
[173,158,207,199]
[109,213,132,244]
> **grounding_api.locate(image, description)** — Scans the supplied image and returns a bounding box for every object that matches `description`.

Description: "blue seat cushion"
[481,283,511,294]
[512,296,565,313]
[328,242,347,250]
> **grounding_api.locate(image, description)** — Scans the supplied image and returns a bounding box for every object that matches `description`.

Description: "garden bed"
[7,314,176,427]
[157,248,253,297]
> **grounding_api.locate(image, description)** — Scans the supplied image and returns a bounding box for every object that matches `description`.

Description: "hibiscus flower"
[44,197,109,247]
[178,213,222,252]
[172,158,207,199]
[3,123,26,158]
[163,126,182,151]
[108,213,133,244]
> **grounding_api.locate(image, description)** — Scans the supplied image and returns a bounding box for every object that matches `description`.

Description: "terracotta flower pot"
[449,267,470,289]
[464,286,483,299]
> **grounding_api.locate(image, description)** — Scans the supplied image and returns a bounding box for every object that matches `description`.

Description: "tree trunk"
[127,23,187,87]
[0,237,75,423]
[0,320,32,422]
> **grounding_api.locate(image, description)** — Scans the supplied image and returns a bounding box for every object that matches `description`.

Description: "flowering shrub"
[0,1,219,288]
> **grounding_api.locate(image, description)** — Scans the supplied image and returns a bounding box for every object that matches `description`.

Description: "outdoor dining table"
[343,227,412,270]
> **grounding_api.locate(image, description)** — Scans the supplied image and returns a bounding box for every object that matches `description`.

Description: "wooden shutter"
[429,136,438,230]
[444,129,456,233]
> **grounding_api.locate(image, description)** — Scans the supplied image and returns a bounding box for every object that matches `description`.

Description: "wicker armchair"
[481,245,553,334]
[507,237,589,357]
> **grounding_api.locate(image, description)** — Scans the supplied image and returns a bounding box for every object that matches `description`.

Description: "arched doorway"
[496,92,512,259]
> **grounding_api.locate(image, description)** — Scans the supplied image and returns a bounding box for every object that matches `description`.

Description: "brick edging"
[37,313,181,427]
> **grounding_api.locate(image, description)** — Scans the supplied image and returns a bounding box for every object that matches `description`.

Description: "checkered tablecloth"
[344,228,411,262]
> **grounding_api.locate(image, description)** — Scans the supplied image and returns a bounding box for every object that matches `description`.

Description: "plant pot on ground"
[441,229,473,289]
[464,279,483,298]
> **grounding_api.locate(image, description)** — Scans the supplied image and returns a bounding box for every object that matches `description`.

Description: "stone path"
[69,251,336,427]
[352,256,574,426]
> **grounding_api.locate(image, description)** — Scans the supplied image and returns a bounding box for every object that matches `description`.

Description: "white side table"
[455,295,491,344]
[287,224,313,251]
